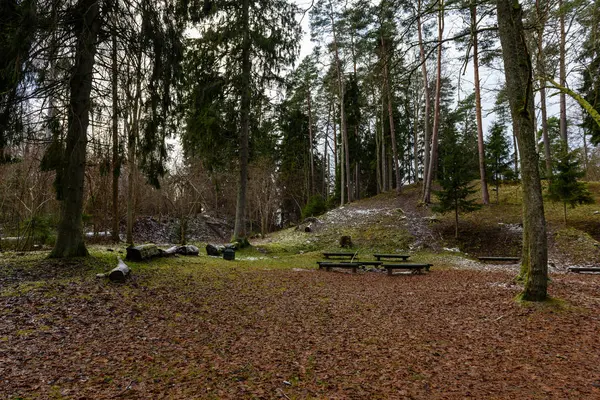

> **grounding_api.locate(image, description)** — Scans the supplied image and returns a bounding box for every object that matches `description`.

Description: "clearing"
[2,183,600,399]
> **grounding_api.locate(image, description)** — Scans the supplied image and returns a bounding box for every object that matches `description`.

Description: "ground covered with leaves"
[1,251,600,399]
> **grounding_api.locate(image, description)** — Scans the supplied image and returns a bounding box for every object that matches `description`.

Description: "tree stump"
[340,236,353,248]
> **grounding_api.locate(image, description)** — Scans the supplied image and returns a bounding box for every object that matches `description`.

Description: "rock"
[178,245,199,255]
[206,243,224,256]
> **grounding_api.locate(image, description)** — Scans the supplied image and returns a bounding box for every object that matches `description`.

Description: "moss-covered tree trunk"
[51,0,101,258]
[496,0,548,301]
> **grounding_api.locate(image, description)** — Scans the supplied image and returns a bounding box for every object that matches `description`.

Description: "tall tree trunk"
[423,0,444,204]
[536,0,552,176]
[381,93,388,191]
[330,9,351,204]
[324,102,331,196]
[111,26,120,243]
[375,98,382,193]
[417,0,431,193]
[126,46,143,246]
[50,0,100,258]
[471,2,490,205]
[559,0,568,146]
[307,88,314,196]
[413,88,419,183]
[233,0,251,240]
[497,0,548,301]
[381,35,402,194]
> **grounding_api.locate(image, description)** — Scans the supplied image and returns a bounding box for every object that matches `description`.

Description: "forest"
[2,0,600,397]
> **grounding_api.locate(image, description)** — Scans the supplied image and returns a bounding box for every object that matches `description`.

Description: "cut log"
[126,244,161,261]
[206,243,225,256]
[109,258,130,282]
[177,245,199,255]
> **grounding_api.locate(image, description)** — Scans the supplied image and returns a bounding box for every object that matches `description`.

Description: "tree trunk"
[559,0,568,146]
[330,8,351,204]
[471,2,490,205]
[455,204,459,238]
[536,0,552,176]
[417,0,431,195]
[111,26,120,243]
[126,46,143,246]
[497,0,548,302]
[233,0,251,240]
[423,0,444,204]
[381,34,402,194]
[50,0,101,258]
[307,88,314,196]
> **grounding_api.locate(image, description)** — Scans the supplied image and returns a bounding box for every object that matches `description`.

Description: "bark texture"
[471,2,490,205]
[496,0,548,301]
[50,0,101,258]
[233,0,250,240]
[423,0,444,204]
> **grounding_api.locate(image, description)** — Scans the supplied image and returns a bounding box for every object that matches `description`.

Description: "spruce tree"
[183,0,300,241]
[433,127,480,238]
[546,149,594,225]
[485,121,512,203]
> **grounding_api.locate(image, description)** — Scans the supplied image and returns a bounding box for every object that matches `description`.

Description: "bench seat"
[323,252,359,259]
[478,256,520,262]
[317,261,362,273]
[568,266,600,273]
[383,263,432,275]
[373,254,410,261]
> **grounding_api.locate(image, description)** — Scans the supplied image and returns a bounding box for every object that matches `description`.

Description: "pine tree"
[546,149,594,225]
[433,127,480,238]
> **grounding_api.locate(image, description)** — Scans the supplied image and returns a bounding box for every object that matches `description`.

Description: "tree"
[486,121,512,203]
[433,125,480,238]
[423,0,445,204]
[496,0,548,301]
[184,0,300,241]
[546,149,594,225]
[50,0,102,258]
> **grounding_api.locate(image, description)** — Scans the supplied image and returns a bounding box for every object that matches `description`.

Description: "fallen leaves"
[1,262,600,399]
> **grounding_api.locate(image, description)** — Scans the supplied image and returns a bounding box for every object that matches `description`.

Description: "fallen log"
[126,244,161,261]
[163,245,200,256]
[109,258,130,282]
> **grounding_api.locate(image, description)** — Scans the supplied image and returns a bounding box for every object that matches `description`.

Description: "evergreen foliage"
[485,121,512,203]
[546,148,594,224]
[433,124,480,238]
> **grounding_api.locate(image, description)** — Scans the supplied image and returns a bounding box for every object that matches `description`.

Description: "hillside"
[256,182,600,270]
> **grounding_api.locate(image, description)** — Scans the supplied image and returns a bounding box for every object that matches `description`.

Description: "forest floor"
[2,182,600,399]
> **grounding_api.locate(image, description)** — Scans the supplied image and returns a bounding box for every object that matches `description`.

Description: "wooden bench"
[478,256,520,263]
[323,252,359,259]
[383,263,431,275]
[568,266,600,273]
[373,254,410,261]
[317,261,362,273]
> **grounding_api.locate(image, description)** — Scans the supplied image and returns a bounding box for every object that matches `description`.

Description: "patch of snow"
[443,247,461,253]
